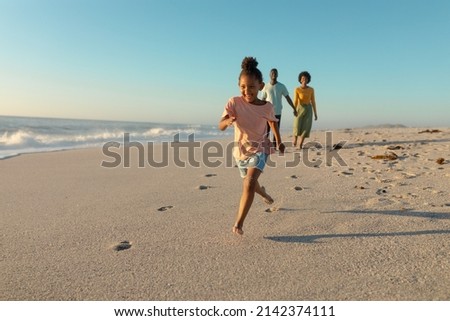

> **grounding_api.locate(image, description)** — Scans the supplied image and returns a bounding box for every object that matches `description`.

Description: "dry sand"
[1,127,449,300]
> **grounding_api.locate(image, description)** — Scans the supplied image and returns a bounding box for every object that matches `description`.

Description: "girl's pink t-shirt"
[222,96,278,160]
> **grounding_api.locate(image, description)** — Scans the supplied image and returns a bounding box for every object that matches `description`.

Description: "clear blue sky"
[1,0,449,129]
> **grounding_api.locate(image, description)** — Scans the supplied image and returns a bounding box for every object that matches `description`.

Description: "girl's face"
[239,74,263,103]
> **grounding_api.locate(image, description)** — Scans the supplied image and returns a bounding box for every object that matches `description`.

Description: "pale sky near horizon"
[1,0,449,129]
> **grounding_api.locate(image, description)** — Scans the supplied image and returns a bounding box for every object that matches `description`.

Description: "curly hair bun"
[241,57,258,70]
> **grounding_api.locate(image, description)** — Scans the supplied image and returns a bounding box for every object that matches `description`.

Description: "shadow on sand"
[266,209,450,243]
[265,229,450,244]
[330,209,450,220]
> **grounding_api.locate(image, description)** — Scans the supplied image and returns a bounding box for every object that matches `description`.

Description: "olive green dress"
[293,103,313,137]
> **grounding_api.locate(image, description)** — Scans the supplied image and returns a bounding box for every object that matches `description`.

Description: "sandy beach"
[1,127,449,301]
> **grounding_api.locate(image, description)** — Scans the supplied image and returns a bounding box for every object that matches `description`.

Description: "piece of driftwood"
[371,151,398,160]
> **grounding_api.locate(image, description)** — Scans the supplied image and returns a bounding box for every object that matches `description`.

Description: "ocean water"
[0,116,228,159]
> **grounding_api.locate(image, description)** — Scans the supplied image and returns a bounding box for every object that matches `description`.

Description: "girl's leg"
[233,167,262,235]
[255,182,274,204]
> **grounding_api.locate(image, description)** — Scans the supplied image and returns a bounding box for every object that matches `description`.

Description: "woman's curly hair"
[298,71,311,84]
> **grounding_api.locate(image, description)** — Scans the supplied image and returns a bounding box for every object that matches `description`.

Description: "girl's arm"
[268,120,285,153]
[218,114,235,131]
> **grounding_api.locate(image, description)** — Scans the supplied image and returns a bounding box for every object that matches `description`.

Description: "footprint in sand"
[332,143,344,150]
[376,188,388,195]
[198,185,210,190]
[366,197,396,207]
[401,172,418,179]
[293,186,303,191]
[265,207,280,213]
[157,205,174,211]
[289,175,298,179]
[204,173,217,177]
[113,241,132,252]
[407,192,419,198]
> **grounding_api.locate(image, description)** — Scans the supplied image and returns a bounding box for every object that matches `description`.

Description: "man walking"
[261,68,297,147]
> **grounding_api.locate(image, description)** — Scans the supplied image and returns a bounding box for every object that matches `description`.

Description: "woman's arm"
[311,89,318,120]
[293,88,299,108]
[285,95,297,116]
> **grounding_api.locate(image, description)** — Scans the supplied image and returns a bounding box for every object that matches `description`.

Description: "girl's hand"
[219,114,236,131]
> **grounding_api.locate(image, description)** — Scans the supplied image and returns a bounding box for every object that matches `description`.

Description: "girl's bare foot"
[260,186,274,204]
[232,225,244,235]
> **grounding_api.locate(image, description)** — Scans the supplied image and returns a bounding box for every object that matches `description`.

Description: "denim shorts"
[236,152,268,178]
